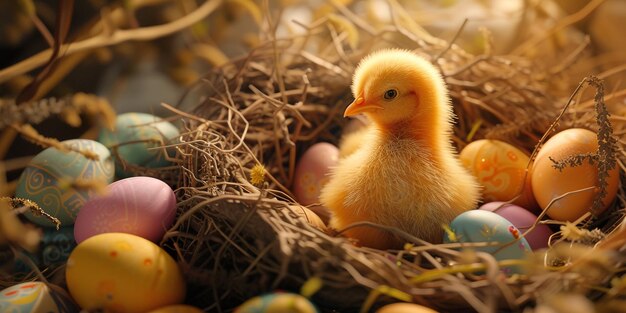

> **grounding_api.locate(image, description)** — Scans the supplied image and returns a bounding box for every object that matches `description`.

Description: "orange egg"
[376,303,439,313]
[459,139,537,209]
[531,128,620,222]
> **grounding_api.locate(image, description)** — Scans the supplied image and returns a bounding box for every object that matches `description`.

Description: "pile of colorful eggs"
[4,112,353,312]
[4,112,202,312]
[444,128,620,272]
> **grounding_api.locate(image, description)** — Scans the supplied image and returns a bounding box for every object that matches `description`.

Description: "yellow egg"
[146,305,204,313]
[459,139,537,209]
[66,233,185,313]
[531,128,620,222]
[376,303,439,313]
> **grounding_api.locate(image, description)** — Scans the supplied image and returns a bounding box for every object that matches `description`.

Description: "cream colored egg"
[66,233,185,313]
[376,303,439,313]
[146,305,203,313]
[531,128,620,222]
[289,205,327,230]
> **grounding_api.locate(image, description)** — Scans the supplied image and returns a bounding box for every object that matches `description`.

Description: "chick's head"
[346,49,450,132]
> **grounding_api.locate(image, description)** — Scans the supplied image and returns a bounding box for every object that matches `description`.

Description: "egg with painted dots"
[459,139,538,211]
[15,139,114,227]
[66,233,185,313]
[0,282,79,313]
[293,143,339,221]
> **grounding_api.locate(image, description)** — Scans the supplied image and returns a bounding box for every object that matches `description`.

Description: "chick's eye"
[383,89,398,100]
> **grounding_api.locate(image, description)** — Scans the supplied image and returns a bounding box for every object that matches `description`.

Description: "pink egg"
[293,143,339,215]
[479,202,553,250]
[74,176,177,243]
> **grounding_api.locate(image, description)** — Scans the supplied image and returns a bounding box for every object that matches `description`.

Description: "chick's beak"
[343,97,383,117]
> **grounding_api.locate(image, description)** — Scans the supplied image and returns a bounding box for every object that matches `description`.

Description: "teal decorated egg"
[235,293,318,313]
[11,226,76,273]
[16,139,114,227]
[41,226,76,267]
[98,112,179,178]
[444,210,531,274]
[0,282,79,313]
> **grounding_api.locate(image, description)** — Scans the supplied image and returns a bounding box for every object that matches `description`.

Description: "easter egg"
[66,233,185,313]
[531,128,620,222]
[376,303,439,313]
[74,176,177,243]
[479,202,553,250]
[459,139,538,210]
[16,139,114,227]
[444,210,531,274]
[0,282,79,313]
[235,293,317,313]
[98,112,179,178]
[293,143,339,221]
[10,227,76,274]
[41,226,76,267]
[146,305,204,313]
[289,205,327,230]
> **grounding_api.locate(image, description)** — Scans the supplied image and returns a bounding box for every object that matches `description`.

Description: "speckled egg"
[444,210,531,274]
[98,112,179,178]
[293,143,339,220]
[531,128,620,222]
[235,293,317,313]
[0,282,79,313]
[66,233,185,313]
[16,139,114,227]
[146,305,204,313]
[480,202,553,250]
[376,303,439,313]
[459,139,537,210]
[74,176,177,243]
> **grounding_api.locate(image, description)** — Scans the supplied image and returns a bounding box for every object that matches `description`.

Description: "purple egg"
[479,202,553,250]
[74,176,177,243]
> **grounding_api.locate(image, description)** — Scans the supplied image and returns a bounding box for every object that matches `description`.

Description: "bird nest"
[160,7,626,313]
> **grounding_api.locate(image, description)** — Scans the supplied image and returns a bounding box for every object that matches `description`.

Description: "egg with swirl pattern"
[98,112,179,178]
[16,139,114,227]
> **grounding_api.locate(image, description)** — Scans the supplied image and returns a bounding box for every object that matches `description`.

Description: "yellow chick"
[320,49,480,249]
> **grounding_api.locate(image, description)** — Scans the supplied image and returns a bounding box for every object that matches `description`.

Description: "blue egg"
[98,112,180,178]
[444,210,531,274]
[15,139,114,227]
